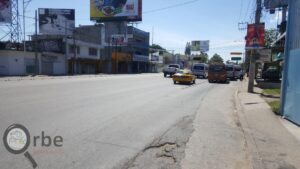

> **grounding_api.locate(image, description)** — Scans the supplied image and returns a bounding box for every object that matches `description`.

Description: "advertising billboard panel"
[0,0,11,23]
[256,49,272,63]
[191,41,200,51]
[111,34,127,45]
[246,23,265,49]
[200,40,210,52]
[39,8,75,35]
[231,57,242,61]
[90,0,142,22]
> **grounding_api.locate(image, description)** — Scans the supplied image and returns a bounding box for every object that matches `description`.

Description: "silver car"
[192,63,208,79]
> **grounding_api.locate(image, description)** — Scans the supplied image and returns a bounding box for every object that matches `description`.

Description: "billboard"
[90,0,142,22]
[231,57,242,61]
[264,0,288,9]
[0,0,11,23]
[200,40,210,52]
[191,41,200,51]
[111,34,127,45]
[39,8,75,35]
[256,49,272,63]
[246,23,265,49]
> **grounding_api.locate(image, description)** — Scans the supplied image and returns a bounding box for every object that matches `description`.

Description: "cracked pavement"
[2,74,298,169]
[0,74,215,169]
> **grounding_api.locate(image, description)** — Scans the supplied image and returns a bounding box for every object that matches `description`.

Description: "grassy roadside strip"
[261,88,281,115]
[263,89,281,96]
[267,101,281,115]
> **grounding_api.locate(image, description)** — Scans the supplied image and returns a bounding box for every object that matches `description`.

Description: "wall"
[0,50,66,76]
[281,0,300,125]
[0,50,33,76]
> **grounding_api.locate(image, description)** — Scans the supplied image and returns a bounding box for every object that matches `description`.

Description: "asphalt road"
[0,74,238,169]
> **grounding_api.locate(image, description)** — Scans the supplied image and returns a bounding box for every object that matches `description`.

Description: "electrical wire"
[143,0,200,14]
[243,0,252,21]
[238,0,244,22]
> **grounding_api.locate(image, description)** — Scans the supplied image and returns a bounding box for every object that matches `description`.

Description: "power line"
[143,0,200,14]
[243,0,252,21]
[238,0,244,22]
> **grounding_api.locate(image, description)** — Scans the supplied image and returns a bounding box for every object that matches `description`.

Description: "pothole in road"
[145,142,178,163]
[116,116,195,169]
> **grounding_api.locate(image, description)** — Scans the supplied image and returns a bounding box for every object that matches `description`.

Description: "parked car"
[192,63,209,79]
[225,64,235,80]
[163,64,180,77]
[208,64,227,83]
[173,69,196,85]
[262,67,281,81]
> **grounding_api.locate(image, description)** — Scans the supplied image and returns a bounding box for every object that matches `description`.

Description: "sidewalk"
[236,80,300,169]
[181,80,300,169]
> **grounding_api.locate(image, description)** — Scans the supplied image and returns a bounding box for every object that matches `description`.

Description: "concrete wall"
[0,50,34,76]
[0,50,66,76]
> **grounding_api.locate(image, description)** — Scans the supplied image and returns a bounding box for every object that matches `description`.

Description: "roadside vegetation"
[263,88,281,96]
[268,101,280,115]
[261,88,281,115]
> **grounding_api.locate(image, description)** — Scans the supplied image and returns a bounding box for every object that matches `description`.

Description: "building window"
[69,45,80,54]
[89,48,98,56]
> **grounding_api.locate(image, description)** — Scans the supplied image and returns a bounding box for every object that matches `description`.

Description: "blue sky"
[2,0,280,61]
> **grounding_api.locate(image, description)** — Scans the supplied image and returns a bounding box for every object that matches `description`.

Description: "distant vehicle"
[173,69,196,85]
[192,63,209,79]
[163,64,180,77]
[262,67,281,81]
[226,64,235,80]
[234,65,243,80]
[208,64,227,83]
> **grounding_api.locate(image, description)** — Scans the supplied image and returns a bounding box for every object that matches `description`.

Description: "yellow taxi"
[172,69,196,85]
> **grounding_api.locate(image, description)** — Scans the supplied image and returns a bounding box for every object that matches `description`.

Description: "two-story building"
[103,22,150,74]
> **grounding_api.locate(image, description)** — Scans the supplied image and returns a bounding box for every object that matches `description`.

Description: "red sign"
[246,23,265,49]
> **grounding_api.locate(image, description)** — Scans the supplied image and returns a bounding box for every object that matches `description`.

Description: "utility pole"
[23,0,26,52]
[73,30,77,75]
[34,10,38,75]
[152,26,154,45]
[248,0,262,93]
[22,0,32,52]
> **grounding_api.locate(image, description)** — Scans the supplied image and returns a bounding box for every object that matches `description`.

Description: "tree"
[150,44,166,54]
[265,29,279,48]
[209,54,224,64]
[193,53,208,63]
[185,42,191,55]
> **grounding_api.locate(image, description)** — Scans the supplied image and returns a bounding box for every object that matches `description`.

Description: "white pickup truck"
[163,64,180,77]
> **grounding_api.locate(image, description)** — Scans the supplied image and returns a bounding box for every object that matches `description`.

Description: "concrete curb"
[235,83,264,169]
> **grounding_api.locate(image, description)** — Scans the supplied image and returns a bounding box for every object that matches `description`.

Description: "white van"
[192,63,209,78]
